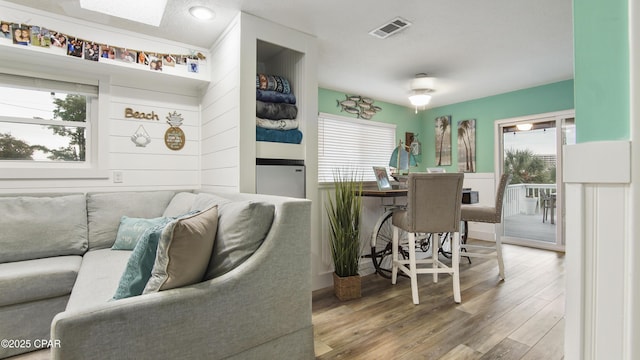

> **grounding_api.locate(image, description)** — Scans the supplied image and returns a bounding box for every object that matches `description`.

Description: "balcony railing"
[503,183,556,217]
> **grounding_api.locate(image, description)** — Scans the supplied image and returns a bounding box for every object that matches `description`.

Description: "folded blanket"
[256,89,296,104]
[256,100,298,120]
[256,127,303,144]
[256,73,291,94]
[256,117,299,130]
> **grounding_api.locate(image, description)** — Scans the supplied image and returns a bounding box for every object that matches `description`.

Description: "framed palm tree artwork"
[435,115,452,166]
[457,119,476,172]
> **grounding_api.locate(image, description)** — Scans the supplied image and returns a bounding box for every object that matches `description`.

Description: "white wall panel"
[201,168,239,190]
[0,83,201,193]
[0,3,204,194]
[109,153,199,170]
[109,119,198,137]
[201,109,237,141]
[201,16,241,192]
[202,128,238,155]
[201,147,239,170]
[564,140,632,360]
[110,137,199,156]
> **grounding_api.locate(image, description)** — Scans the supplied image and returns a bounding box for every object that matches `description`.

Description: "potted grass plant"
[326,168,363,301]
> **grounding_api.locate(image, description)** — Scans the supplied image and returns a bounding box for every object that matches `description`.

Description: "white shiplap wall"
[0,82,202,193]
[201,15,241,193]
[0,2,207,193]
[106,83,201,191]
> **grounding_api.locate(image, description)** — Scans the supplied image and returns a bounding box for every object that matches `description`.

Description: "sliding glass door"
[495,111,575,251]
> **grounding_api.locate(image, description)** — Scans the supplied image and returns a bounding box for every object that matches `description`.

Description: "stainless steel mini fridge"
[256,158,305,198]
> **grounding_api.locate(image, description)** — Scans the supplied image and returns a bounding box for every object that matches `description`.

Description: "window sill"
[0,167,109,180]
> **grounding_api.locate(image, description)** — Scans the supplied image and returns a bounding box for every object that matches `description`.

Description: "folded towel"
[256,73,291,94]
[256,127,303,144]
[256,117,299,130]
[256,89,296,104]
[256,100,298,120]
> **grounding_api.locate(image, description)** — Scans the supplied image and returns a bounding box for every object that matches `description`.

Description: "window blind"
[0,73,98,96]
[318,113,396,182]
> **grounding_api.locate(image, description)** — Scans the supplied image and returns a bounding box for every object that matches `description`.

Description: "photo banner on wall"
[457,119,476,172]
[435,115,452,166]
[0,19,206,74]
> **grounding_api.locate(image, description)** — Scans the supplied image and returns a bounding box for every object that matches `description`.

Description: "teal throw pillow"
[112,216,170,250]
[112,210,201,300]
[112,223,167,300]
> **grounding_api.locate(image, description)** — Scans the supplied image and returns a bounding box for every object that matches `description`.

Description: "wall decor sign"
[435,115,452,166]
[457,119,476,173]
[131,125,151,147]
[124,107,160,121]
[164,111,185,151]
[337,95,382,119]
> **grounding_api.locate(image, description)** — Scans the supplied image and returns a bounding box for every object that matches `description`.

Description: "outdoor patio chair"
[542,193,556,224]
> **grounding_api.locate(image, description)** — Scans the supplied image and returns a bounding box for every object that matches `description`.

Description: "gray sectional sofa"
[0,190,313,360]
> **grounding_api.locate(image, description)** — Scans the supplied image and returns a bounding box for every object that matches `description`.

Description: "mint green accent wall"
[573,0,629,142]
[318,88,423,163]
[422,80,574,173]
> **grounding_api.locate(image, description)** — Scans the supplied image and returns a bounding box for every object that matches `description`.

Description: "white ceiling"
[5,0,574,108]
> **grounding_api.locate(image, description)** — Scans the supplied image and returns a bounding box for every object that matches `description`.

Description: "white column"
[563,141,632,359]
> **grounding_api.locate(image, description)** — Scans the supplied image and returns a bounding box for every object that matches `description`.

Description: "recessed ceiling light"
[79,0,168,27]
[189,6,215,21]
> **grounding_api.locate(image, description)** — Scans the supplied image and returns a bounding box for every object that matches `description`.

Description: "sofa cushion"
[192,194,275,280]
[87,191,176,250]
[112,216,172,250]
[0,256,82,307]
[162,192,197,217]
[111,224,166,300]
[144,205,218,293]
[0,194,88,263]
[66,249,132,311]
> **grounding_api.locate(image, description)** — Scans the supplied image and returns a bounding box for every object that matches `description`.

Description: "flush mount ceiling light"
[189,6,216,21]
[516,123,533,131]
[409,73,435,113]
[79,0,168,26]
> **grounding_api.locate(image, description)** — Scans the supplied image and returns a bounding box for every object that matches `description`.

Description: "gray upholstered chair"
[460,173,512,280]
[391,173,464,304]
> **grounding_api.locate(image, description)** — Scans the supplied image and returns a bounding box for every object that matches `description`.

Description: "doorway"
[495,110,575,251]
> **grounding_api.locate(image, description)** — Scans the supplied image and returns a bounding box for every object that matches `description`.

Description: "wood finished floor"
[312,240,565,360]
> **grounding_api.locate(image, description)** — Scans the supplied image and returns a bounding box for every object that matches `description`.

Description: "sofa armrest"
[51,197,313,360]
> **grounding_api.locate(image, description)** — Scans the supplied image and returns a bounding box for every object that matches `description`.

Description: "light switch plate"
[113,171,123,183]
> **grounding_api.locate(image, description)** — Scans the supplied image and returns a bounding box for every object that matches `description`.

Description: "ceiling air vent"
[369,17,412,39]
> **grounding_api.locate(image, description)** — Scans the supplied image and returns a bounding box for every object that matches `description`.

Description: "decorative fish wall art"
[336,95,382,119]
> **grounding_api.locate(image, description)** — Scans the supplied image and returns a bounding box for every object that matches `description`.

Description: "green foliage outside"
[0,133,35,159]
[326,169,363,277]
[504,149,554,184]
[0,94,86,161]
[49,94,87,161]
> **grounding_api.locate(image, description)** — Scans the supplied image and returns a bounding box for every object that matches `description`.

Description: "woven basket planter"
[333,272,361,301]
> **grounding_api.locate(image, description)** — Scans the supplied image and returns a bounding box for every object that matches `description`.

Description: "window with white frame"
[318,112,396,182]
[0,74,104,178]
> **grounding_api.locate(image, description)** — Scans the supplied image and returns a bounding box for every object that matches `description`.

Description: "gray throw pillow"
[162,192,197,218]
[203,200,275,280]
